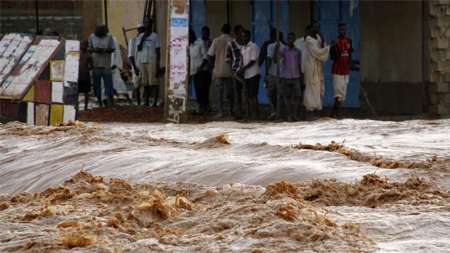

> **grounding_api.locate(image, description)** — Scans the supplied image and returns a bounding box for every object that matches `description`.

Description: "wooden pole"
[144,0,149,21]
[163,0,171,122]
[103,0,108,27]
[35,0,39,34]
[275,0,281,86]
[122,27,129,47]
[226,0,231,25]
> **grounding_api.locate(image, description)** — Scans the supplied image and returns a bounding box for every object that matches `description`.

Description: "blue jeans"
[92,67,113,98]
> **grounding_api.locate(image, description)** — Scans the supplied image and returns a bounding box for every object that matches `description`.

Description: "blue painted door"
[251,0,289,104]
[190,0,206,39]
[314,0,360,108]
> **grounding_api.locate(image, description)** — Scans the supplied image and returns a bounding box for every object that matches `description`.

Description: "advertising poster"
[64,52,80,83]
[165,0,189,123]
[50,60,65,82]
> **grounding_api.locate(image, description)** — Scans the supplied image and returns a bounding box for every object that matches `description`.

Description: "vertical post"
[103,0,108,27]
[164,0,190,123]
[35,0,39,34]
[226,0,231,24]
[275,0,280,77]
[276,0,280,42]
[144,0,149,21]
[163,0,171,121]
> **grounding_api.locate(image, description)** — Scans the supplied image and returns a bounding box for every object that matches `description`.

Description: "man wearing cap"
[128,23,145,105]
[136,19,161,107]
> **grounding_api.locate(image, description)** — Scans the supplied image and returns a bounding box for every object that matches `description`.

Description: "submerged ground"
[0,119,449,252]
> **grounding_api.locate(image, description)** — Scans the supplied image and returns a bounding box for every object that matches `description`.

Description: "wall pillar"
[428,0,450,116]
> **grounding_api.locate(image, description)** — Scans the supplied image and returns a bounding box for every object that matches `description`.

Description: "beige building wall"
[106,0,147,46]
[104,0,167,63]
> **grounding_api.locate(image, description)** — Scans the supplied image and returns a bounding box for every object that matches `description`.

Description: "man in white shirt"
[239,30,260,120]
[226,25,245,119]
[128,23,145,105]
[189,29,209,114]
[135,19,161,107]
[294,25,311,66]
[266,31,285,119]
[208,24,233,118]
[294,25,311,99]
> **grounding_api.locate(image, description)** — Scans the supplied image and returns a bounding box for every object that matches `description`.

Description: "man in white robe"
[303,23,330,114]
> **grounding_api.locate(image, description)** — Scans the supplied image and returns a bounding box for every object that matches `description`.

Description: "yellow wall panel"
[50,104,64,126]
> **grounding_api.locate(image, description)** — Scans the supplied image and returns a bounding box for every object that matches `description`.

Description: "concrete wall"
[0,0,102,40]
[361,1,423,83]
[106,0,147,46]
[428,1,450,116]
[80,0,104,39]
[289,0,311,39]
[230,1,252,31]
[204,1,228,37]
[204,0,251,38]
[360,1,427,115]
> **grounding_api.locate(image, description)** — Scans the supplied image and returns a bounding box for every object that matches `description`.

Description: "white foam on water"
[0,118,449,252]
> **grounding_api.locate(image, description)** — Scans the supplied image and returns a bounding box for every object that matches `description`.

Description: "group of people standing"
[189,24,264,119]
[189,21,353,120]
[79,19,353,121]
[78,20,162,110]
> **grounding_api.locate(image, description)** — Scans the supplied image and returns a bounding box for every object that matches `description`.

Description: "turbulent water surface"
[0,119,449,252]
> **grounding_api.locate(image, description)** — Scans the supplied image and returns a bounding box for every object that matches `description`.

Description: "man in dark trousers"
[198,26,212,113]
[78,40,92,110]
[275,32,302,121]
[330,23,353,119]
[208,24,233,118]
[88,25,115,107]
[259,28,277,67]
[226,25,245,119]
[239,30,260,120]
[189,29,209,114]
[266,30,284,120]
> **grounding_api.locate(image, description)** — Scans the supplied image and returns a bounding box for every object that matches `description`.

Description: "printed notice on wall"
[165,0,189,123]
[64,52,80,83]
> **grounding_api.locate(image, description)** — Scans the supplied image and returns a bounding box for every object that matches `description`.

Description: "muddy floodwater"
[0,119,449,252]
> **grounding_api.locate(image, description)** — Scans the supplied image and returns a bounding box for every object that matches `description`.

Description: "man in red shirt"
[330,23,353,118]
